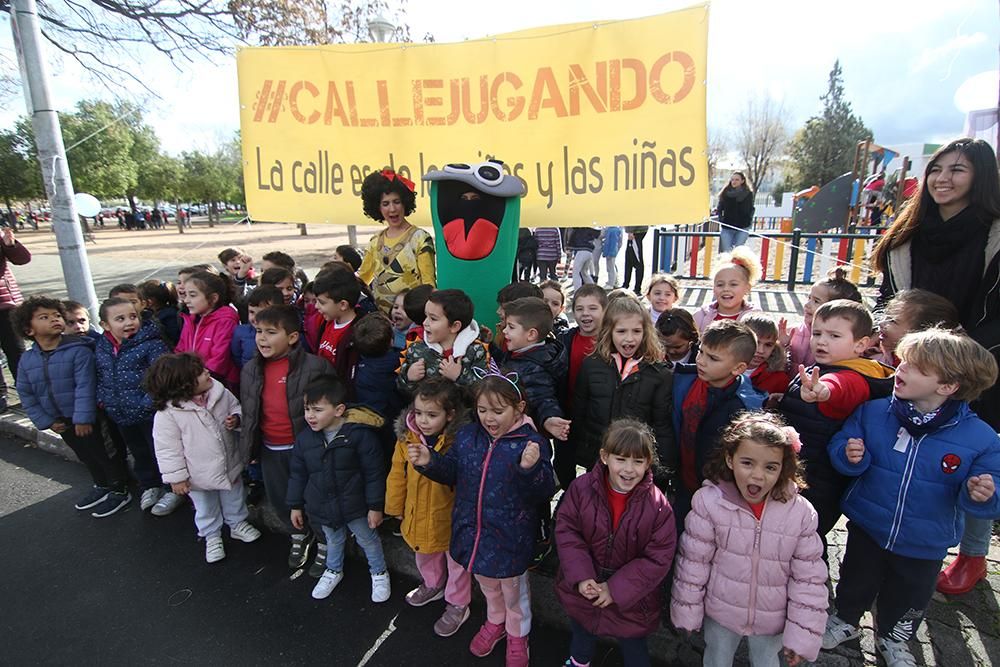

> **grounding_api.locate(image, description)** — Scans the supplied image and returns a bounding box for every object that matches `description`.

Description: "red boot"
[936,555,987,595]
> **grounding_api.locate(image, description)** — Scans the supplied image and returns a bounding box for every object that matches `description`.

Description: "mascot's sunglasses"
[443,162,504,187]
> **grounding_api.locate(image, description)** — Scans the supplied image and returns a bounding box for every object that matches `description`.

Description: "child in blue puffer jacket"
[823,328,1000,666]
[14,297,131,518]
[408,373,556,667]
[95,296,173,515]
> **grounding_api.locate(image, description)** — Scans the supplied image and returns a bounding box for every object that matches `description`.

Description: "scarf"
[910,206,989,325]
[889,394,961,437]
[680,378,710,492]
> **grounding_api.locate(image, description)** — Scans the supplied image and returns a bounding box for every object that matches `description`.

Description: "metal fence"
[651,219,888,290]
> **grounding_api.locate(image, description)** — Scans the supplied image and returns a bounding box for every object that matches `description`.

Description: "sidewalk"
[2,405,997,666]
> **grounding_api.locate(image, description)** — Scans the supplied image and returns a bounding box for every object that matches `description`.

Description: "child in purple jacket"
[554,419,676,667]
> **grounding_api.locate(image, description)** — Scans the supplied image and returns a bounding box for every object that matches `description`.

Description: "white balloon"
[74,193,101,217]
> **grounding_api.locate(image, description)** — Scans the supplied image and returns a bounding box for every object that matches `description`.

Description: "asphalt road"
[0,435,585,666]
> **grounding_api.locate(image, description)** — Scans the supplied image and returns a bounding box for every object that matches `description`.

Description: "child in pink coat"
[671,412,828,667]
[176,271,240,388]
[146,353,262,564]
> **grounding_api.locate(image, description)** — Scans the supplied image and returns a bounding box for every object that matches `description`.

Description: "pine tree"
[788,61,873,188]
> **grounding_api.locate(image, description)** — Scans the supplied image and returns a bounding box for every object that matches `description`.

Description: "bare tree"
[734,95,790,193]
[706,128,728,187]
[1,0,425,97]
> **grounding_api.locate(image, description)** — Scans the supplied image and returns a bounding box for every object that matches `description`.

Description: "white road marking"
[356,614,399,667]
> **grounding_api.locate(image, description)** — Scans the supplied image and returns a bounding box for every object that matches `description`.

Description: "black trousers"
[116,419,163,491]
[0,308,25,393]
[59,414,129,492]
[835,522,942,641]
[536,260,558,281]
[623,231,646,293]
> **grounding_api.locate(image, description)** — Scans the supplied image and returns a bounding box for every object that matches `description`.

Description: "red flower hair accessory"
[380,168,416,193]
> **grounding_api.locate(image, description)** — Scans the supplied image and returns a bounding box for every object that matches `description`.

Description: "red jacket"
[0,240,30,309]
[555,463,676,638]
[177,306,240,386]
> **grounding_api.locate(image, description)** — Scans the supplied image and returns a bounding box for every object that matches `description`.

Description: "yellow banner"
[237,6,709,227]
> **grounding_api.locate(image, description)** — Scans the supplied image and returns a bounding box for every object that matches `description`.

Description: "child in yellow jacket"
[386,377,473,638]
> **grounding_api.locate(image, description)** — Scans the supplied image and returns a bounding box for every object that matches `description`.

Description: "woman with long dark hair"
[716,171,755,252]
[872,137,1000,596]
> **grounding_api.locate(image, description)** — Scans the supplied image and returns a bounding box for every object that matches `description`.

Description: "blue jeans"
[719,226,749,253]
[569,619,649,667]
[960,515,995,557]
[322,519,387,574]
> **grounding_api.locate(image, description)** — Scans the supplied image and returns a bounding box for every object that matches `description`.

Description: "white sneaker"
[151,491,185,516]
[205,536,226,563]
[140,487,164,511]
[312,570,344,599]
[371,571,391,603]
[822,613,861,649]
[229,521,261,543]
[876,636,918,667]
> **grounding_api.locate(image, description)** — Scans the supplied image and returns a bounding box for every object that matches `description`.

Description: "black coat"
[495,337,568,429]
[570,355,675,469]
[286,412,386,529]
[717,189,754,229]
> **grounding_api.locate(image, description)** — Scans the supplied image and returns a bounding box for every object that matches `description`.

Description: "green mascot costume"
[423,160,525,331]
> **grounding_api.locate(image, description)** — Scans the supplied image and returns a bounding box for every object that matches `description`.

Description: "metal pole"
[10,0,99,319]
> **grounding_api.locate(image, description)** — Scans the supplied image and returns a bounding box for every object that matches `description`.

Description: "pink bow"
[783,426,802,454]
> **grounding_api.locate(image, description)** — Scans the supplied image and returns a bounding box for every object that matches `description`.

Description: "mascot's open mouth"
[437,181,506,261]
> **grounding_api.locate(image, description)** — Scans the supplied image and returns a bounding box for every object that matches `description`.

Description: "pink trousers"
[414,551,472,607]
[475,572,532,638]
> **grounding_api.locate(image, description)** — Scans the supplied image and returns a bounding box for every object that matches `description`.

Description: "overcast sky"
[0,0,996,156]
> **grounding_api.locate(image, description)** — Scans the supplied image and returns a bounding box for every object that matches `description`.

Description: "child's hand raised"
[520,442,541,469]
[439,357,461,381]
[407,441,431,466]
[968,474,996,503]
[224,414,240,430]
[577,579,600,600]
[777,317,792,348]
[543,416,571,441]
[798,365,831,403]
[407,359,427,382]
[783,648,804,667]
[845,438,865,464]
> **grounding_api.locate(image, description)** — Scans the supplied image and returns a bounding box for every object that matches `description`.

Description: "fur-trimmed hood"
[393,403,470,442]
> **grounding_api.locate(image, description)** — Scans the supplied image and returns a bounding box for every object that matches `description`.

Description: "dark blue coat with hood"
[286,408,386,529]
[418,419,556,578]
[16,335,97,430]
[95,320,170,426]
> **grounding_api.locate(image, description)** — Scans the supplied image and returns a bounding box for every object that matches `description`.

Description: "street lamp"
[368,15,395,43]
[347,14,395,247]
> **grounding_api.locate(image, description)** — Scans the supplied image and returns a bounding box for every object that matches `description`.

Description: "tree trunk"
[126,193,138,214]
[209,202,216,228]
[174,198,184,234]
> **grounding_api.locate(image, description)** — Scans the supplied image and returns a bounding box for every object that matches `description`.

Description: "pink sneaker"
[469,621,506,657]
[506,635,529,667]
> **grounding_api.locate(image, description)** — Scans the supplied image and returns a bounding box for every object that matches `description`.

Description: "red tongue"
[442,218,499,261]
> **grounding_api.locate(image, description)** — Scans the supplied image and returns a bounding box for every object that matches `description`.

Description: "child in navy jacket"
[409,374,556,666]
[823,328,1000,666]
[14,297,131,518]
[95,297,173,514]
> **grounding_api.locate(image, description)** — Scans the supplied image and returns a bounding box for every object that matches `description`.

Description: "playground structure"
[786,140,920,234]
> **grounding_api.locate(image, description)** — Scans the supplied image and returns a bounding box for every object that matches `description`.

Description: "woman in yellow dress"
[357,169,436,313]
